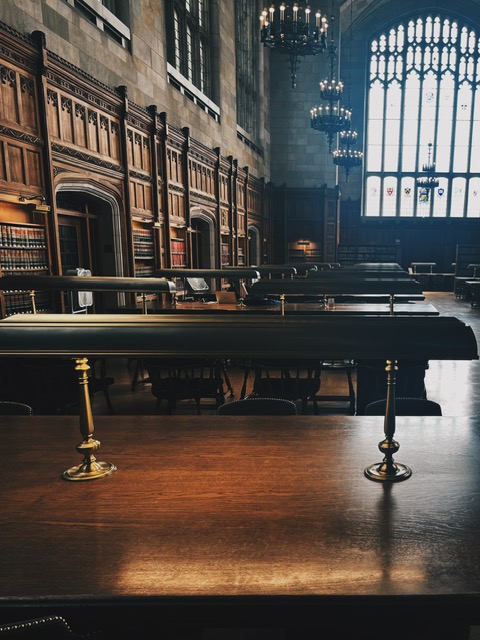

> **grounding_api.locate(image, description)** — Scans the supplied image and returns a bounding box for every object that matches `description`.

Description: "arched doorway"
[190,208,216,269]
[55,181,125,311]
[248,225,261,265]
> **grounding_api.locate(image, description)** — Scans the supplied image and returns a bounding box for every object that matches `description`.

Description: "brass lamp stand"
[364,359,412,482]
[29,290,37,314]
[62,357,116,481]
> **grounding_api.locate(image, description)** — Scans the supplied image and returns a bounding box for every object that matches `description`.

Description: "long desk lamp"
[223,265,298,280]
[0,313,476,484]
[249,277,423,315]
[0,275,177,314]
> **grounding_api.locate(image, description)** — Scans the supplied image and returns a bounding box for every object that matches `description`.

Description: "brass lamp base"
[62,460,117,482]
[364,462,412,483]
[62,357,117,481]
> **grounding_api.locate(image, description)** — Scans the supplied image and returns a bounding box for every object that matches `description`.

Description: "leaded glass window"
[167,0,211,97]
[235,0,258,137]
[364,15,480,218]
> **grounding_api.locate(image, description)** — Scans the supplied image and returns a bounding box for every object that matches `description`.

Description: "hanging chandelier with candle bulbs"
[310,39,352,151]
[333,129,363,181]
[416,142,439,202]
[260,2,329,89]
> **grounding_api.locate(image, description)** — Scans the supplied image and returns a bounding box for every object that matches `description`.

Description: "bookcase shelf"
[0,222,50,317]
[337,244,400,266]
[171,237,186,267]
[133,226,155,277]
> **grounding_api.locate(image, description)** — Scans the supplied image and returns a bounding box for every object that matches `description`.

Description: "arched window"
[364,15,480,218]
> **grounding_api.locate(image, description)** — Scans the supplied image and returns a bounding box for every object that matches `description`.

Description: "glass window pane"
[365,177,381,216]
[418,72,437,150]
[470,87,480,172]
[383,177,398,216]
[451,177,466,216]
[368,82,384,119]
[400,177,415,216]
[402,73,420,170]
[436,73,455,171]
[467,178,480,217]
[367,144,383,172]
[433,178,448,216]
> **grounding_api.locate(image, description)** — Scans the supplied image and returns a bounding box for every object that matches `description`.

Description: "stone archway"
[190,207,216,268]
[248,225,261,265]
[55,179,126,308]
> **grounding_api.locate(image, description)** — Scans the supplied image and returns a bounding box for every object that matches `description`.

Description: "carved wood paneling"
[46,87,122,165]
[0,63,39,135]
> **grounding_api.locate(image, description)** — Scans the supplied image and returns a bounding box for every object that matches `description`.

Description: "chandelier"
[310,40,351,151]
[416,143,439,202]
[260,2,328,89]
[333,129,363,181]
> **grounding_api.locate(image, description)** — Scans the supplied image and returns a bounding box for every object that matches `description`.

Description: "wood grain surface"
[1,415,479,636]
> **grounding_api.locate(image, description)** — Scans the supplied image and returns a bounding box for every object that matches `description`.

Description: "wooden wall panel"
[60,96,73,143]
[99,115,109,156]
[131,181,153,215]
[73,104,87,148]
[167,147,184,185]
[0,141,6,182]
[25,148,43,188]
[87,110,99,152]
[0,65,20,125]
[46,89,60,138]
[19,75,38,132]
[110,122,121,161]
[0,64,39,135]
[8,143,25,184]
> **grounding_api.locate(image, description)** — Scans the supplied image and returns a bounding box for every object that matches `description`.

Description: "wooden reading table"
[1,415,479,639]
[157,301,439,315]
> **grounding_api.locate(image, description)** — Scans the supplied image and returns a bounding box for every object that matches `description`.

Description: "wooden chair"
[12,357,114,415]
[355,359,429,415]
[143,358,226,414]
[365,397,442,416]
[0,615,103,639]
[0,400,33,415]
[217,397,298,415]
[249,359,322,414]
[88,357,115,414]
[184,276,212,301]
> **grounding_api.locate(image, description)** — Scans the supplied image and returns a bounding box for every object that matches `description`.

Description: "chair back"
[185,277,209,293]
[144,358,226,414]
[365,397,442,416]
[356,359,429,415]
[217,397,297,415]
[0,615,76,638]
[0,400,33,415]
[251,359,322,414]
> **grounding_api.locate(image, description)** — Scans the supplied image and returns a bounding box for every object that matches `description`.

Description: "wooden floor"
[91,291,480,418]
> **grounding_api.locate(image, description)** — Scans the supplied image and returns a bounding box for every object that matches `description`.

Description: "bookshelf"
[0,222,50,317]
[133,225,155,277]
[171,237,187,267]
[337,244,400,266]
[221,238,230,267]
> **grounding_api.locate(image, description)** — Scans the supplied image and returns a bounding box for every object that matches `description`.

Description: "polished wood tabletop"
[156,301,439,315]
[1,414,479,636]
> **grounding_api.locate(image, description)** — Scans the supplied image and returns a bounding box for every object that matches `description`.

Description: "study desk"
[156,301,439,315]
[1,415,479,638]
